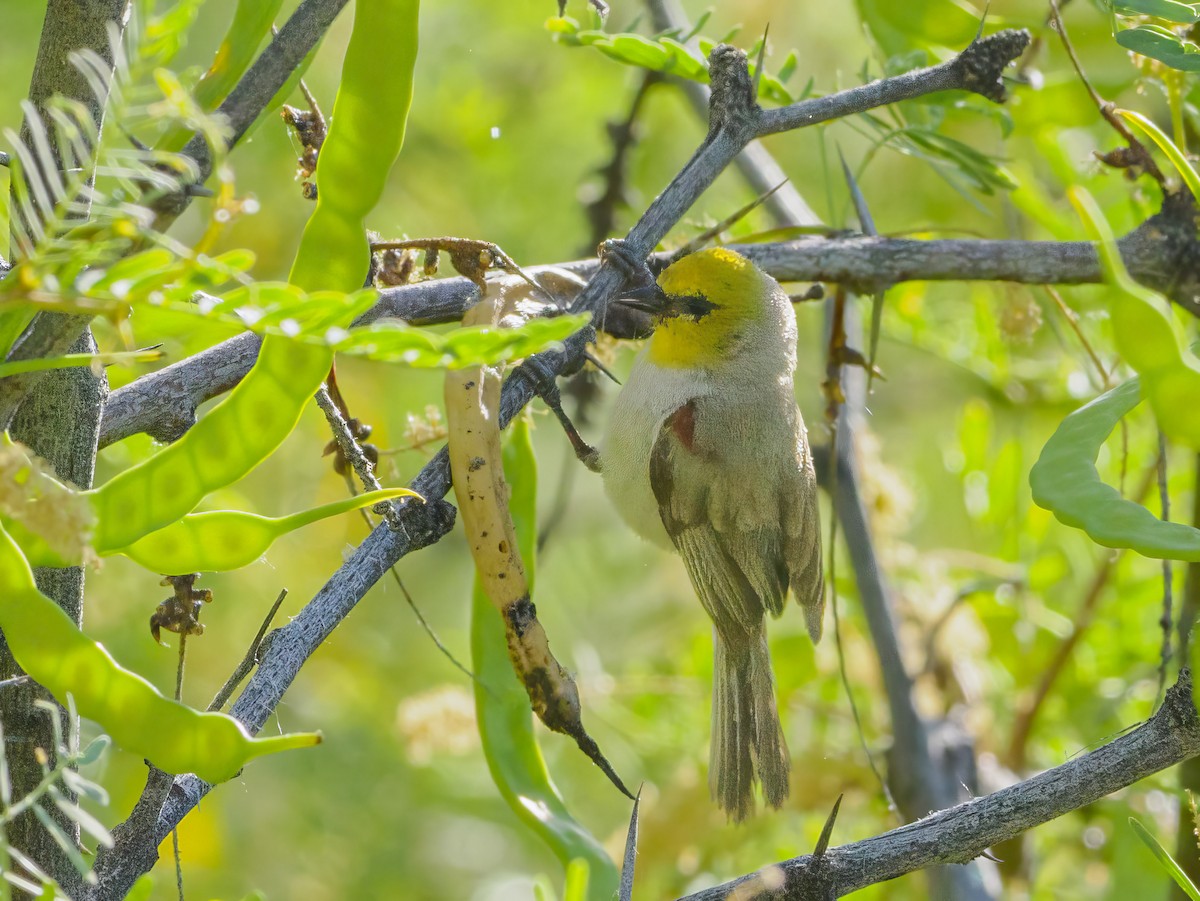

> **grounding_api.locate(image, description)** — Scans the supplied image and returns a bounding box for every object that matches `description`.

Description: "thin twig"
[1049,0,1165,186]
[1159,431,1175,701]
[1044,286,1109,387]
[172,629,189,901]
[825,290,898,817]
[208,590,287,713]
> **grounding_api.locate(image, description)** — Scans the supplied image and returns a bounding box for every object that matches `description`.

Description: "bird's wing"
[783,429,824,640]
[648,399,791,642]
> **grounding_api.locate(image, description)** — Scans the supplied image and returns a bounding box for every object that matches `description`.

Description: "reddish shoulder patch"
[668,400,697,452]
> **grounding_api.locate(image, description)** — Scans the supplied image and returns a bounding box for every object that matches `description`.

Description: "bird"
[599,246,824,821]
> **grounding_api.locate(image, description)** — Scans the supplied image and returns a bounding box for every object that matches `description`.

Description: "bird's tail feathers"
[710,628,790,821]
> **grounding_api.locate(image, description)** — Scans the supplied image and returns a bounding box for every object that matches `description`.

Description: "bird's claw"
[598,239,659,297]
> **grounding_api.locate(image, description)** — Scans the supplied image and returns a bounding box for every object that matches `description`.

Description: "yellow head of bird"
[633,247,770,368]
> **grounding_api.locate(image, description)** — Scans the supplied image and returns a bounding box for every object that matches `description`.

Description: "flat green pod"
[1031,376,1200,559]
[118,487,421,573]
[0,523,319,783]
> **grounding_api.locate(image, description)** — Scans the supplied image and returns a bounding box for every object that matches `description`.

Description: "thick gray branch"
[97,221,1192,449]
[677,673,1200,900]
[563,28,1029,319]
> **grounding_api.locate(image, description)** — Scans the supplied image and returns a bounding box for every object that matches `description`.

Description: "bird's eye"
[683,294,716,320]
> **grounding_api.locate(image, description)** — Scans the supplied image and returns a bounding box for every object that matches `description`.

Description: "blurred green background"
[3,0,1196,897]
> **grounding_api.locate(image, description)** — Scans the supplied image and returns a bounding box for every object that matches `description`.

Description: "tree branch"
[98,213,1193,448]
[676,671,1200,900]
[84,327,594,898]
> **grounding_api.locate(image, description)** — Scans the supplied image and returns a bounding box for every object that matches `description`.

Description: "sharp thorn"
[584,350,621,385]
[618,786,643,901]
[813,793,843,860]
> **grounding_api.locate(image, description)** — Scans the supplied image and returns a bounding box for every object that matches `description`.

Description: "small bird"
[600,246,824,821]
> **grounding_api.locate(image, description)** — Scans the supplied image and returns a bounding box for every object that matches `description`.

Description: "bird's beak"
[614,281,671,315]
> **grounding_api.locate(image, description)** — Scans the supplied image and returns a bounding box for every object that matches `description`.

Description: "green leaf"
[563,859,590,901]
[545,16,581,35]
[335,313,589,368]
[1115,25,1200,70]
[62,768,109,805]
[777,49,799,83]
[116,487,421,573]
[658,37,709,81]
[49,785,114,849]
[598,33,673,69]
[1130,817,1200,899]
[194,0,287,110]
[1113,0,1200,23]
[0,348,163,379]
[1071,188,1200,447]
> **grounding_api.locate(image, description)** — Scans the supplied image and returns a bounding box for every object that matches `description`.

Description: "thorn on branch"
[955,29,1032,103]
[813,794,843,860]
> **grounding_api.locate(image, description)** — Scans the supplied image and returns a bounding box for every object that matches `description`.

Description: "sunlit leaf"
[1113,0,1200,23]
[1115,25,1200,70]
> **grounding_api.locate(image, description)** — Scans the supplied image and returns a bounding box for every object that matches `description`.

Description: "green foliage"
[1116,25,1200,70]
[333,311,590,368]
[113,487,422,573]
[546,16,804,104]
[471,417,619,899]
[1115,0,1200,22]
[5,0,1200,897]
[1111,0,1200,70]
